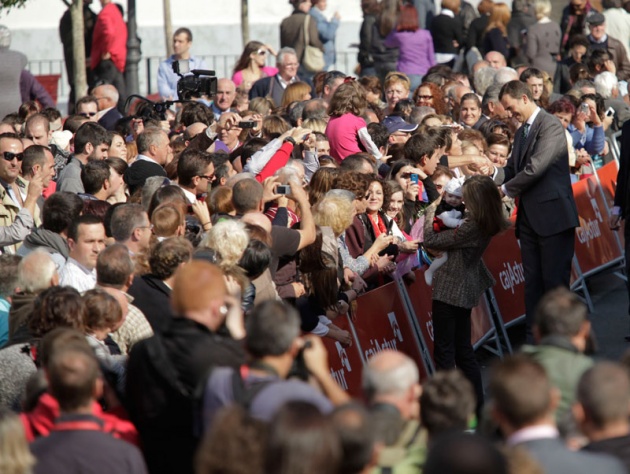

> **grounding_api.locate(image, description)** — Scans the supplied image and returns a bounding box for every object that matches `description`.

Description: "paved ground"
[477,268,630,381]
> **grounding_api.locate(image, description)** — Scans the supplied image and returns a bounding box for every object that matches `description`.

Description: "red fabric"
[20,392,139,446]
[42,181,56,199]
[91,3,128,72]
[255,142,293,183]
[368,213,387,237]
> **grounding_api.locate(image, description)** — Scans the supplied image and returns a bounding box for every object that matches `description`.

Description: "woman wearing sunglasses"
[232,41,278,93]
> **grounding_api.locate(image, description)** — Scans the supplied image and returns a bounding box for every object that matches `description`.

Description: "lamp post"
[126,0,142,96]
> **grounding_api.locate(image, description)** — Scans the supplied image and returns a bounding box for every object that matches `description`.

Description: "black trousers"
[432,299,484,410]
[518,206,575,343]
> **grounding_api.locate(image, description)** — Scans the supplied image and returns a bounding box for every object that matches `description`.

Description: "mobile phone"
[238,121,257,129]
[605,107,615,118]
[580,103,590,115]
[276,184,291,194]
[410,173,419,184]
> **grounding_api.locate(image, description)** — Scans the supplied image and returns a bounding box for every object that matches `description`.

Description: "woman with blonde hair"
[482,3,511,60]
[526,0,561,76]
[281,82,312,107]
[0,408,35,474]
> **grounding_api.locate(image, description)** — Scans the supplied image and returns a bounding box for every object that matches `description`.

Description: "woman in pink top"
[232,41,279,92]
[325,80,383,163]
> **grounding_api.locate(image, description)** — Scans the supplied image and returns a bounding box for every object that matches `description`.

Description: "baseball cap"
[382,115,419,135]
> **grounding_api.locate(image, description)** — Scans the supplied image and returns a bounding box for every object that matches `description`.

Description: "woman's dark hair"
[486,132,512,154]
[196,405,267,474]
[28,286,86,338]
[147,185,188,220]
[105,156,128,176]
[581,93,606,120]
[42,192,84,233]
[547,98,576,117]
[238,239,272,280]
[149,237,193,280]
[264,401,342,474]
[233,40,265,75]
[462,175,510,238]
[368,176,393,214]
[299,227,339,310]
[333,171,371,200]
[386,159,415,180]
[82,199,111,221]
[82,288,123,332]
[308,167,339,205]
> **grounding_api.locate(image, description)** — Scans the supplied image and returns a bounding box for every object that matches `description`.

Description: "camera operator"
[201,300,350,430]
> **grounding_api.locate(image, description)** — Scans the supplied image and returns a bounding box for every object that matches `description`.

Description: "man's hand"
[291,282,306,298]
[262,176,282,203]
[609,214,622,230]
[288,180,309,205]
[302,335,332,376]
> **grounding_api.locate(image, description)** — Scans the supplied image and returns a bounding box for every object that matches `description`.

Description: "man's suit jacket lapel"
[517,110,544,170]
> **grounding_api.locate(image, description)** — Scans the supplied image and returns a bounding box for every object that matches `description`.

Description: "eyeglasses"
[198,175,215,181]
[79,112,97,117]
[257,49,266,55]
[3,151,23,162]
[136,224,154,231]
[416,95,432,101]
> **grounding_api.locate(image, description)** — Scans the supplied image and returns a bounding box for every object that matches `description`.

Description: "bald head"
[215,79,236,113]
[92,84,119,110]
[363,350,420,419]
[172,260,227,330]
[486,51,507,69]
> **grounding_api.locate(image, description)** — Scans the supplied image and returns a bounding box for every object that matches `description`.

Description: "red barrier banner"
[321,315,364,398]
[572,175,623,275]
[352,281,430,380]
[403,268,493,356]
[597,161,625,248]
[482,226,526,326]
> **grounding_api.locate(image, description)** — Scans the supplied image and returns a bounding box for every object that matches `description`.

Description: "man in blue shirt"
[157,27,207,100]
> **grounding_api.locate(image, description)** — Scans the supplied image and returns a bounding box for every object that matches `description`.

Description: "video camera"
[173,60,217,101]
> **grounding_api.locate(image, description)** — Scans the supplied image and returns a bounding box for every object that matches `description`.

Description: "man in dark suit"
[123,128,169,195]
[493,80,579,343]
[93,84,124,131]
[249,47,301,107]
[610,118,630,320]
[490,355,626,474]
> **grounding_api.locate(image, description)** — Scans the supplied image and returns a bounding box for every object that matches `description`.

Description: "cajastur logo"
[336,341,352,372]
[388,312,403,342]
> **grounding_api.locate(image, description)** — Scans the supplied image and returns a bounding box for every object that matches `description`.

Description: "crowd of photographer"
[2,0,630,471]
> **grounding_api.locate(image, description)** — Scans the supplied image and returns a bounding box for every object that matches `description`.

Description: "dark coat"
[123,158,166,196]
[126,317,245,474]
[127,274,173,334]
[98,107,124,131]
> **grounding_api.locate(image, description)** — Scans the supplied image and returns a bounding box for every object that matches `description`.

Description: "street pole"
[126,0,142,96]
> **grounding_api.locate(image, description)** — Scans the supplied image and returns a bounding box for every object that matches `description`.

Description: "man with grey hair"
[123,128,169,195]
[363,350,425,472]
[93,84,123,131]
[249,47,302,107]
[594,71,630,130]
[110,203,152,257]
[474,67,498,97]
[482,84,510,120]
[202,300,348,429]
[493,67,519,86]
[8,250,58,344]
[0,25,27,119]
[409,106,436,124]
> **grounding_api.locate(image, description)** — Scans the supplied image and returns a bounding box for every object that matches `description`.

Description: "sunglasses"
[79,112,97,117]
[3,151,23,162]
[198,174,215,181]
[257,49,266,55]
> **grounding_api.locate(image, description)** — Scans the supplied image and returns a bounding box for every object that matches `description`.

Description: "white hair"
[18,250,56,294]
[277,47,298,65]
[493,67,519,86]
[362,352,419,401]
[594,71,618,99]
[201,219,249,267]
[474,67,498,97]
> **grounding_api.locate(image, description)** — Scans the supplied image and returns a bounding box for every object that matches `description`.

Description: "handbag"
[302,15,325,72]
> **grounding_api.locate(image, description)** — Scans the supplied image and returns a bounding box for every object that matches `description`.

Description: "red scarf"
[368,213,388,237]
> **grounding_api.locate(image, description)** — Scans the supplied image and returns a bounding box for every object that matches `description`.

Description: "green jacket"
[521,336,593,420]
[372,419,427,474]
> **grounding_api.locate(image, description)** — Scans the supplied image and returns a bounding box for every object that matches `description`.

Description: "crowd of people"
[1,0,630,472]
